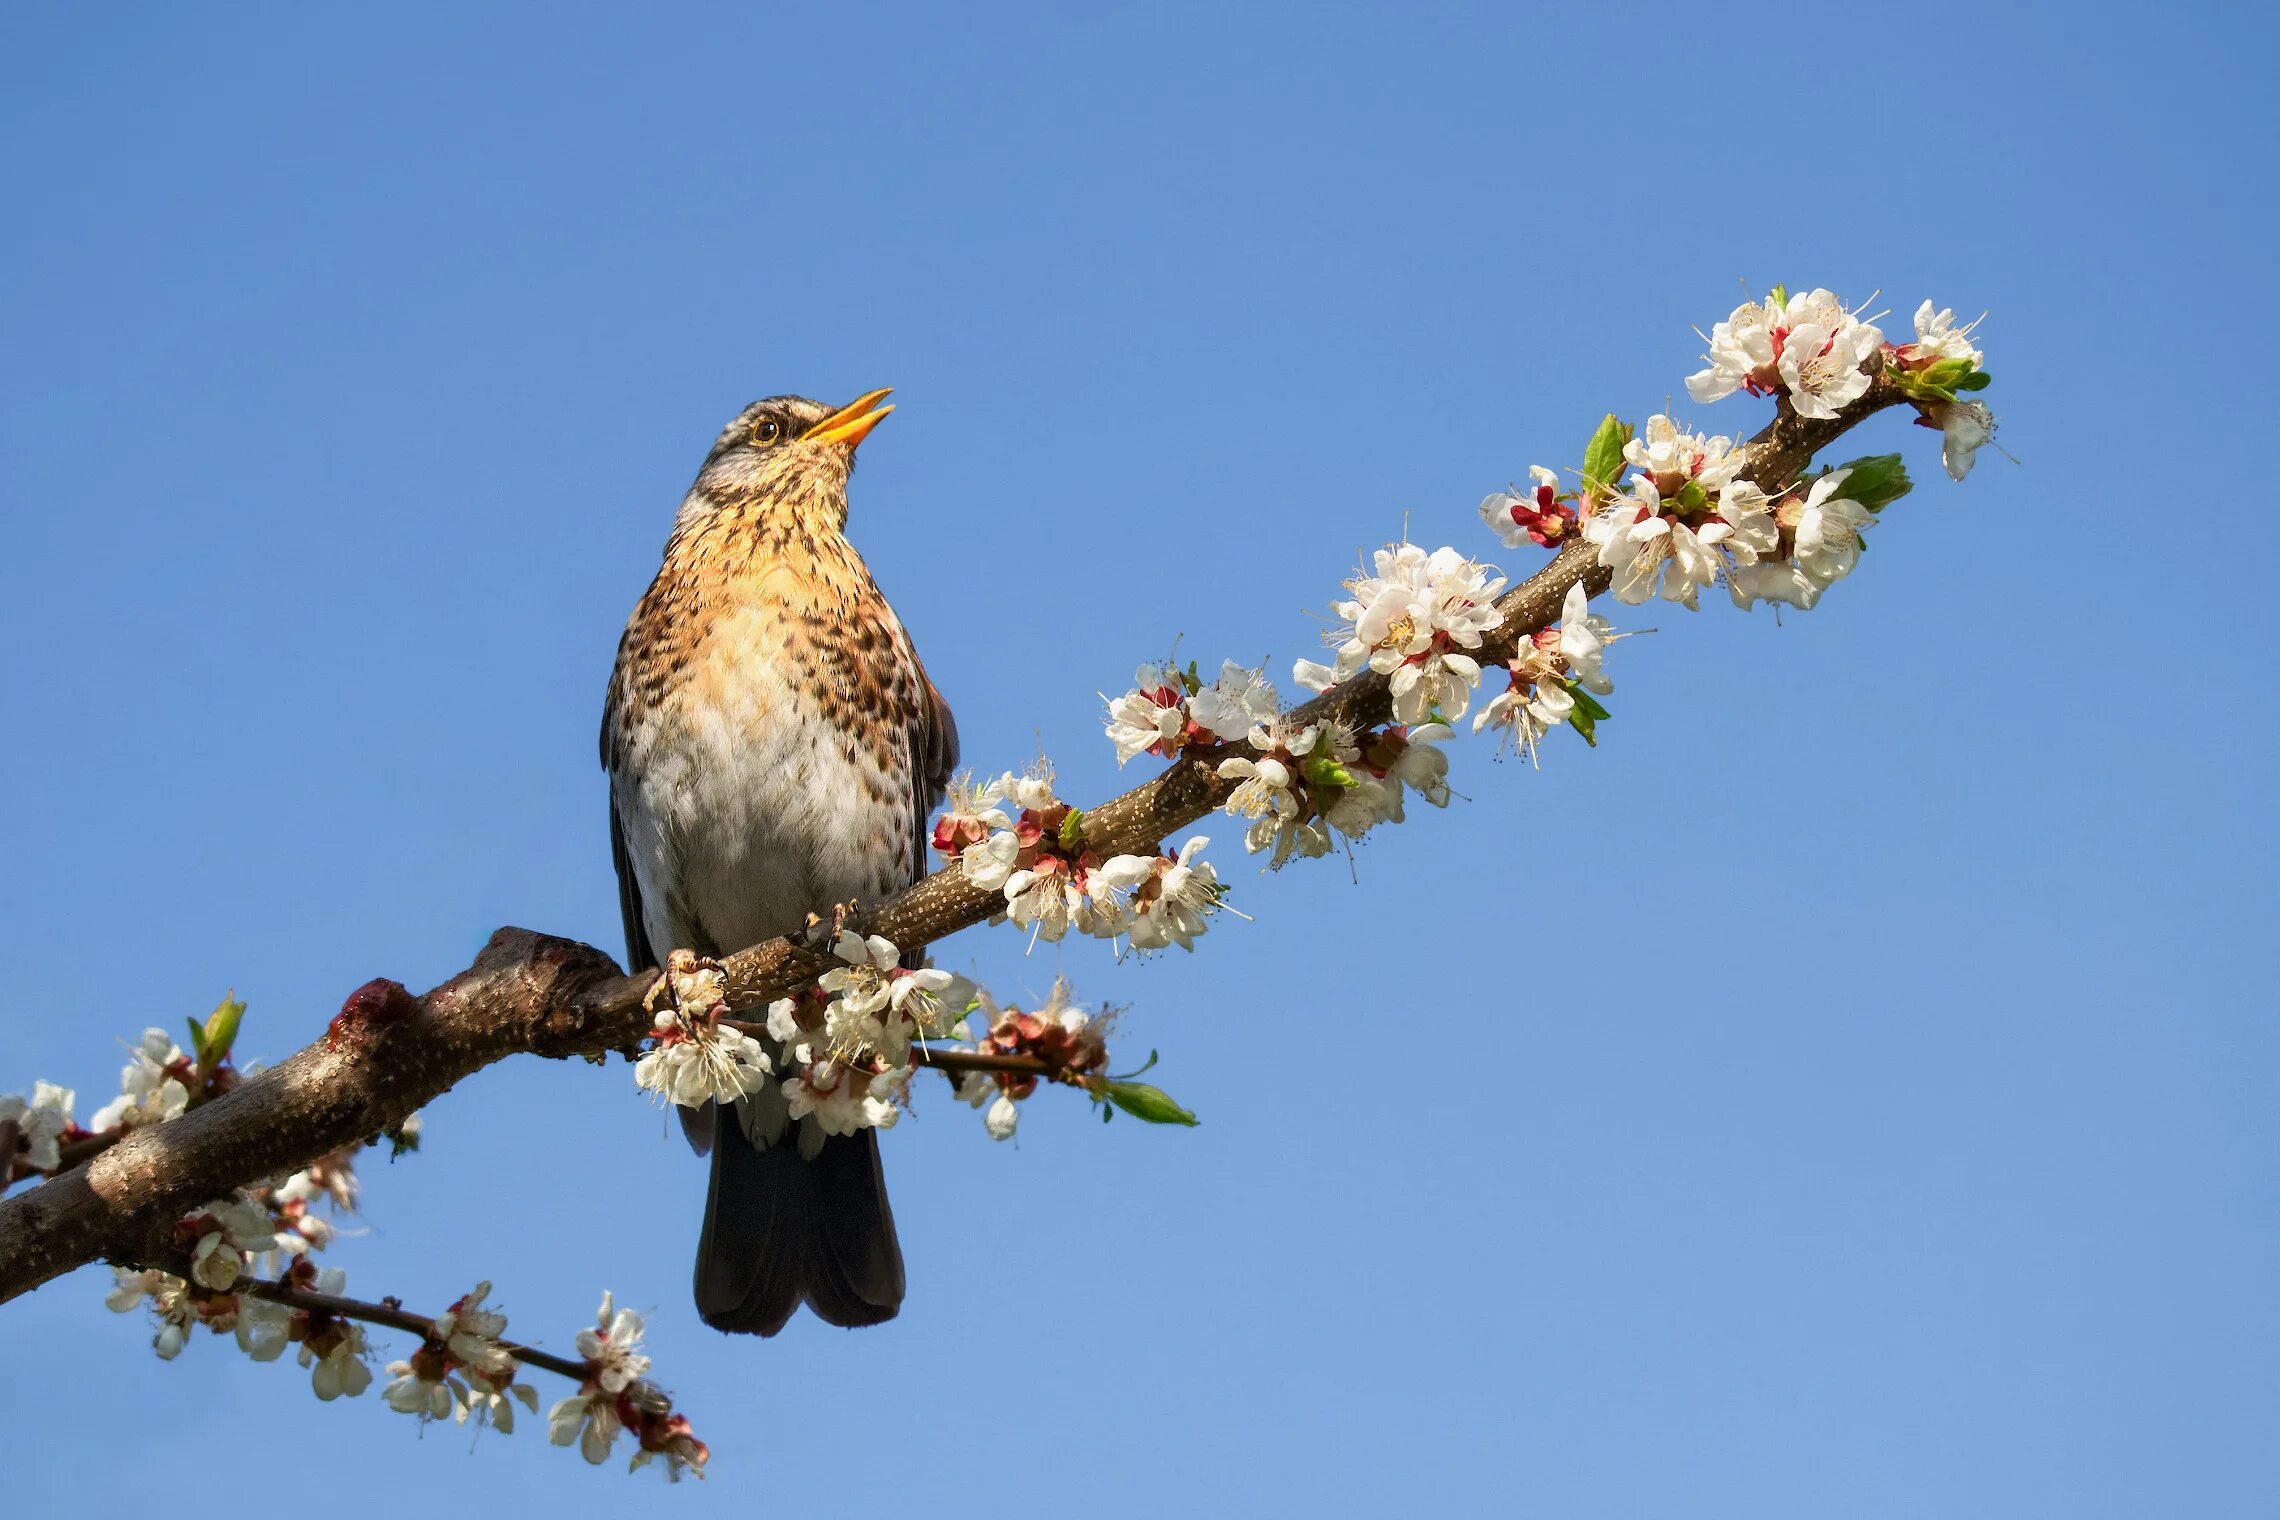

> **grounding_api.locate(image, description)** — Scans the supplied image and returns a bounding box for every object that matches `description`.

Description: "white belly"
[610,644,916,960]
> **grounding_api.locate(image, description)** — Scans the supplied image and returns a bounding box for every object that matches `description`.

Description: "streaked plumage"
[603,391,954,1335]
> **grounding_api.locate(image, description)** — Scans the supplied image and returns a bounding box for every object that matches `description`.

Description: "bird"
[601,388,956,1335]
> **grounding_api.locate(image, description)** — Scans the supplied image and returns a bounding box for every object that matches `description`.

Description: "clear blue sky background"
[3,4,2273,1515]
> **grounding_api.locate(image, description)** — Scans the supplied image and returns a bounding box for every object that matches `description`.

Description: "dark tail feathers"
[693,1112,905,1335]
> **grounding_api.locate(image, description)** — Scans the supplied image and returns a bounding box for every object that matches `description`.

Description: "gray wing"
[610,801,660,977]
[908,656,959,890]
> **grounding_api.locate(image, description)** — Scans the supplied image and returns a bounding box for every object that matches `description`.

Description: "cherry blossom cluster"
[0,1081,75,1175]
[947,766,1236,952]
[551,1293,708,1481]
[1474,290,1993,619]
[952,978,1115,1141]
[4,999,272,1193]
[1102,658,1280,765]
[761,929,972,1140]
[27,1003,714,1479]
[378,1279,537,1429]
[1474,582,1620,764]
[1215,712,1452,865]
[1296,543,1508,725]
[1689,287,1996,481]
[634,950,776,1108]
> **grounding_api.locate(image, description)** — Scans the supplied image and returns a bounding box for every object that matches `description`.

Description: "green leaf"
[1955,368,1992,392]
[1822,453,1912,512]
[1103,1080,1200,1127]
[200,994,246,1069]
[1580,413,1631,498]
[1765,283,1788,308]
[1674,479,1709,514]
[185,1018,208,1065]
[1562,679,1608,747]
[1058,807,1086,851]
[1180,660,1203,696]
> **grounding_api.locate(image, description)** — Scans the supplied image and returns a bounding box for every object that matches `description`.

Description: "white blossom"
[233,1296,291,1363]
[984,1093,1020,1141]
[1624,415,1740,493]
[108,1266,202,1361]
[459,1374,539,1434]
[1479,466,1581,550]
[1096,836,1229,953]
[1102,676,1188,764]
[89,1029,190,1134]
[1584,476,1730,608]
[1186,662,1281,741]
[1384,723,1453,808]
[1903,300,1984,366]
[1726,558,1825,612]
[1474,585,1620,764]
[932,770,1013,855]
[958,829,1021,891]
[577,1292,652,1394]
[1005,767,1058,812]
[551,1389,625,1465]
[304,1326,374,1400]
[0,1080,74,1171]
[1688,289,1883,417]
[1790,469,1876,585]
[1777,312,1884,420]
[434,1281,516,1381]
[1318,543,1506,724]
[633,1011,773,1109]
[186,1195,280,1292]
[1556,582,1615,695]
[382,1359,462,1421]
[782,1059,899,1137]
[1925,398,1996,481]
[1713,479,1781,568]
[1002,858,1112,944]
[1217,723,1319,858]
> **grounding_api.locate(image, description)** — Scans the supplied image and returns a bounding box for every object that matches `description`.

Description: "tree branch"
[0,374,1905,1307]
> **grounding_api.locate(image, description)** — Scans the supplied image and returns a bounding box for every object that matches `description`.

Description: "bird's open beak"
[803,387,895,451]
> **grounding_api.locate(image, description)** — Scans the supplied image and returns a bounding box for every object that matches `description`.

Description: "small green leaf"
[1674,479,1709,514]
[185,1018,208,1065]
[1821,453,1912,512]
[1765,283,1788,308]
[1058,807,1086,851]
[200,994,246,1070]
[1580,413,1631,499]
[1562,679,1608,747]
[1954,368,1992,392]
[1104,1080,1200,1127]
[1180,660,1203,696]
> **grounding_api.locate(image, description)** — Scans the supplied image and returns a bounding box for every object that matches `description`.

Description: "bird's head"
[683,388,896,530]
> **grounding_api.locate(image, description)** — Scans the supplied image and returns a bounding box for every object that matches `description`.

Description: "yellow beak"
[803,387,895,450]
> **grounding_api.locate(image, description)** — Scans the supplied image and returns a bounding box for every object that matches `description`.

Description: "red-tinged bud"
[327,979,415,1051]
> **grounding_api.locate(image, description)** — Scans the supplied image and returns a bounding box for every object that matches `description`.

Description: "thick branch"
[0,377,1901,1307]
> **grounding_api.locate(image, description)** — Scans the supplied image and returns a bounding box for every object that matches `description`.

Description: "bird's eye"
[749,416,783,447]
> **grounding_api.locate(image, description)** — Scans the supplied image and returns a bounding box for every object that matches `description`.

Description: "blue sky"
[3,3,2273,1514]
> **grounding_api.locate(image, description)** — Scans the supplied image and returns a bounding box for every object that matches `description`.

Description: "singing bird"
[602,389,956,1335]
